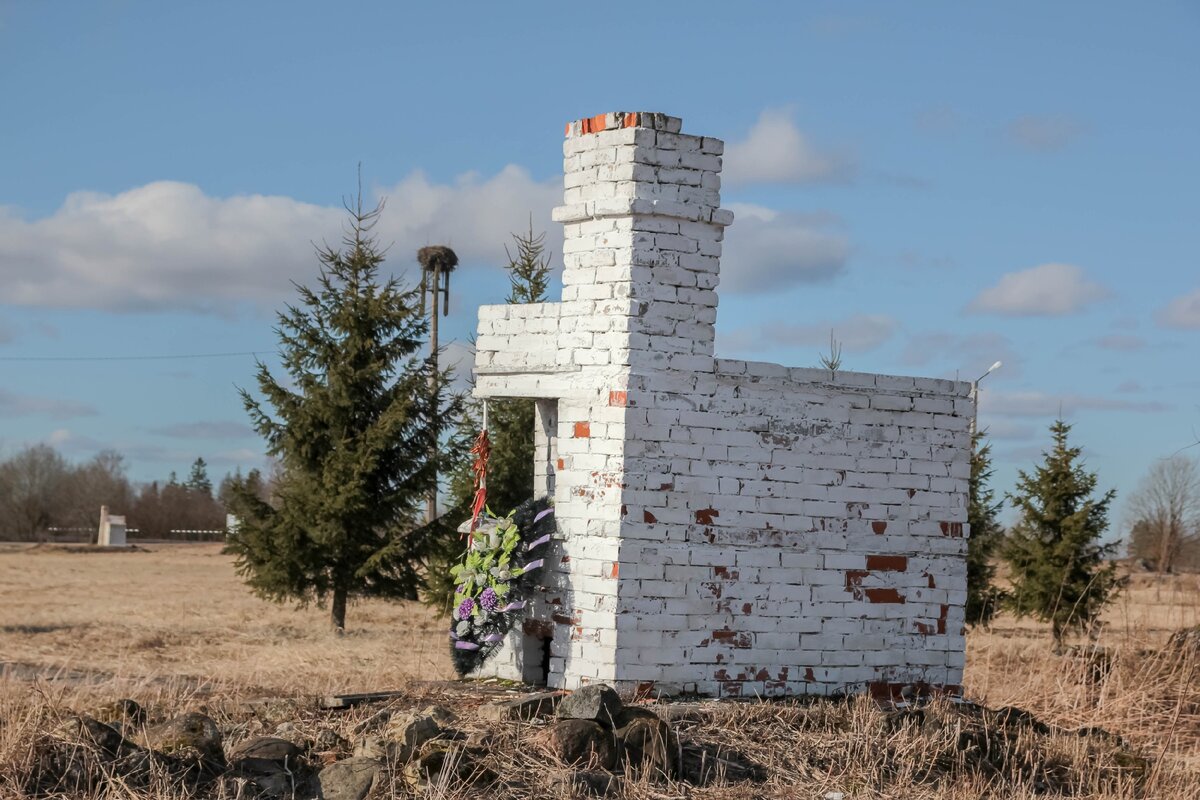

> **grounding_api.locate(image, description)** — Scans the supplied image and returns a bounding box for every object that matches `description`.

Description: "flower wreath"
[448,496,554,676]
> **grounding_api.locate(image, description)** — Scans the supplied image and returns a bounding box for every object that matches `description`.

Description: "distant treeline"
[0,444,268,542]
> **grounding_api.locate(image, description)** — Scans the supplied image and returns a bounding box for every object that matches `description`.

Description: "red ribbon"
[467,427,490,542]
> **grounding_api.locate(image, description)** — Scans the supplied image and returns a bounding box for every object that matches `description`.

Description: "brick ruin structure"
[469,111,973,699]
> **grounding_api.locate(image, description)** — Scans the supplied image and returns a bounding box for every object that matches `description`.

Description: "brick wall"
[471,112,972,698]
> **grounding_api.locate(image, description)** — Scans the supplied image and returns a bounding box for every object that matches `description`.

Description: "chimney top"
[565,112,683,138]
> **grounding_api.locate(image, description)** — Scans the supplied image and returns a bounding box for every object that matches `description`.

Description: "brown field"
[2,543,1199,798]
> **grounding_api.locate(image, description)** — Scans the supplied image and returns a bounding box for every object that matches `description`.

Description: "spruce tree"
[427,222,553,612]
[225,194,462,630]
[966,432,1005,626]
[187,457,213,497]
[1003,419,1121,646]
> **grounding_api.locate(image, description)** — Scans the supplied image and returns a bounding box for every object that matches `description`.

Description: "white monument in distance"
[97,505,127,547]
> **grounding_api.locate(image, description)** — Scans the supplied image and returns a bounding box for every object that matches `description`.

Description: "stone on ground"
[318,757,381,800]
[556,684,623,729]
[480,691,562,721]
[547,719,617,770]
[137,712,225,771]
[616,715,678,778]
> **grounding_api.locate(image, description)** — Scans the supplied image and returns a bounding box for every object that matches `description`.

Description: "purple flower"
[480,587,499,612]
[456,597,475,621]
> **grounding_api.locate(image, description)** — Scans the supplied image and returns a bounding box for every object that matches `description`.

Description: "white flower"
[455,620,471,636]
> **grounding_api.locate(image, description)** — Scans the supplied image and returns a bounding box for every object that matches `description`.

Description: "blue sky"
[0,1,1197,529]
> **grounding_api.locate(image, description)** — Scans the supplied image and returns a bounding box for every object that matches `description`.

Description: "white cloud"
[968,263,1108,316]
[0,389,96,420]
[1006,114,1086,152]
[0,168,561,314]
[1158,288,1200,329]
[0,167,846,312]
[720,203,850,292]
[979,389,1171,417]
[723,109,854,185]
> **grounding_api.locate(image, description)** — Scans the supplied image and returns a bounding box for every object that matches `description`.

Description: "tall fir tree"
[1003,419,1121,647]
[225,194,462,630]
[426,222,553,613]
[187,457,213,497]
[966,432,1005,626]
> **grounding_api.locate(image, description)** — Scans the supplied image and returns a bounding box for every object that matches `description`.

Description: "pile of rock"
[23,685,690,799]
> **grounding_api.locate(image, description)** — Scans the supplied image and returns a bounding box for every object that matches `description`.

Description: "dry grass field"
[2,543,1198,798]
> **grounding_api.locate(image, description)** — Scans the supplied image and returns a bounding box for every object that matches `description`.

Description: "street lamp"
[969,360,1002,436]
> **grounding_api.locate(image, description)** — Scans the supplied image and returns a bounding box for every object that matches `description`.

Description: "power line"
[0,350,277,363]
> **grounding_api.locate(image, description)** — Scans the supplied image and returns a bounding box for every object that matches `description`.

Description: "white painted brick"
[472,112,969,696]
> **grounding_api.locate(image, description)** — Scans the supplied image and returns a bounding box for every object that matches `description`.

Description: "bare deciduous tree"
[1127,455,1200,573]
[0,444,69,539]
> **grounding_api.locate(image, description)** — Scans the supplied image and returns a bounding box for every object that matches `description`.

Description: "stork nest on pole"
[417,245,459,273]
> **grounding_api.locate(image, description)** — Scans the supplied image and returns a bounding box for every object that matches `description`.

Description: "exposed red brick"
[913,621,934,636]
[608,390,628,407]
[939,521,964,538]
[925,573,936,588]
[714,668,729,681]
[907,488,916,498]
[865,588,906,604]
[712,566,739,580]
[722,682,744,697]
[701,582,722,598]
[845,569,869,589]
[564,122,571,137]
[609,562,619,579]
[712,629,736,642]
[620,504,627,517]
[754,668,771,681]
[551,613,573,625]
[624,112,638,128]
[742,602,753,614]
[804,667,816,682]
[866,555,908,572]
[643,510,657,524]
[872,520,888,535]
[574,421,590,438]
[695,508,719,525]
[659,482,673,491]
[592,113,607,131]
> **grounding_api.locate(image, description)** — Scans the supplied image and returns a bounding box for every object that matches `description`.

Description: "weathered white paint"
[471,112,971,700]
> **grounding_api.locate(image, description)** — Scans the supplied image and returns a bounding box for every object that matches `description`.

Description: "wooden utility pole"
[417,246,458,523]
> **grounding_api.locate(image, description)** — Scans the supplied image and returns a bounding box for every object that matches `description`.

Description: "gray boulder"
[318,757,381,800]
[556,684,623,729]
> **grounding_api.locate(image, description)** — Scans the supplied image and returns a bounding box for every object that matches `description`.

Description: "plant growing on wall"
[1004,419,1122,647]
